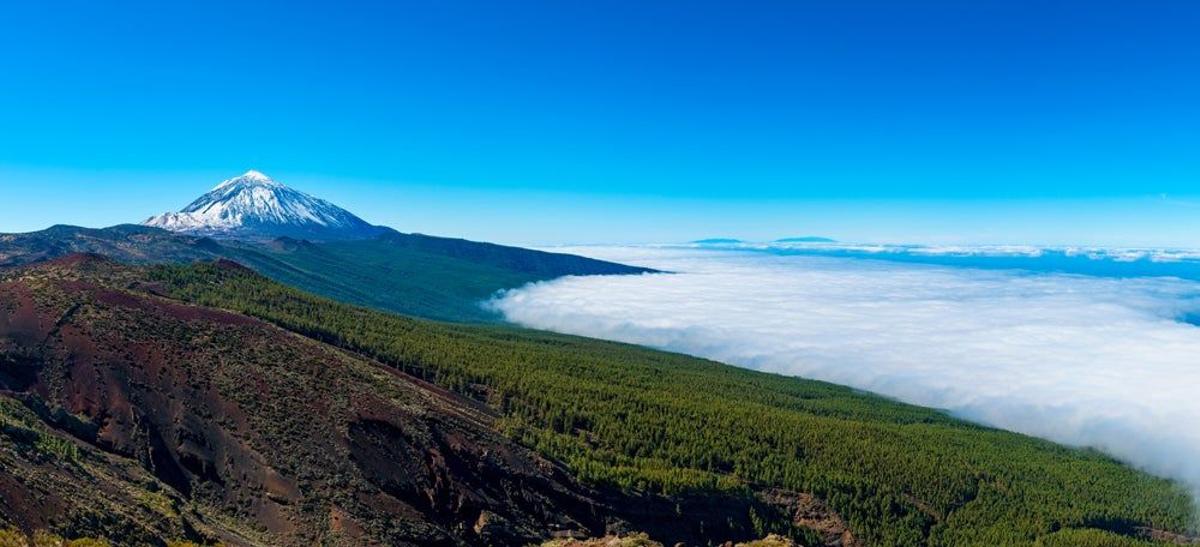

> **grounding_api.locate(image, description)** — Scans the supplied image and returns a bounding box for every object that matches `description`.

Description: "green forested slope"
[0,225,651,322]
[221,232,651,322]
[150,262,1196,546]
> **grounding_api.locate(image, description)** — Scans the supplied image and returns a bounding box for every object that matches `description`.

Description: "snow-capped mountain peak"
[214,169,277,189]
[143,171,385,241]
[238,169,270,181]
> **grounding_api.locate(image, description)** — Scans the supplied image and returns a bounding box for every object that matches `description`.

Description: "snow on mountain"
[143,170,386,240]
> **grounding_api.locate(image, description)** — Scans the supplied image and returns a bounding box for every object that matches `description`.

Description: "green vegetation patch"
[0,399,79,464]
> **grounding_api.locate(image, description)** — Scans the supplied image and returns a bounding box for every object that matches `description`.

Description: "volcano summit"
[144,170,386,241]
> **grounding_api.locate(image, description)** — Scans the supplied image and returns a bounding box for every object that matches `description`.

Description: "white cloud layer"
[694,239,1200,262]
[489,246,1200,494]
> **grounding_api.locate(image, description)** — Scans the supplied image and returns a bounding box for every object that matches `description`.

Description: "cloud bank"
[694,239,1200,263]
[489,246,1200,495]
[685,240,1200,281]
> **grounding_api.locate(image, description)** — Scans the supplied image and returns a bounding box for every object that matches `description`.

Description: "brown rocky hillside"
[0,255,817,546]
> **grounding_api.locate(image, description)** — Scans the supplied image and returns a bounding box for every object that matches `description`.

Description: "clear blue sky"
[2,1,1198,246]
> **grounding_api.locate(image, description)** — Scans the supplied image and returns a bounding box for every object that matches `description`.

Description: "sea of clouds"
[488,246,1200,495]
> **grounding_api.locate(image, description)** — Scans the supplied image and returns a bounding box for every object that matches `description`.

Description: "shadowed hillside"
[0,225,652,322]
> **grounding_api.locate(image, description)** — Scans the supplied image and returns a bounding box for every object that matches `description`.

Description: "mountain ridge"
[0,223,654,322]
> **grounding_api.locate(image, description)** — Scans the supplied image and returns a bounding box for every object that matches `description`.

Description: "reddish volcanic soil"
[0,255,837,546]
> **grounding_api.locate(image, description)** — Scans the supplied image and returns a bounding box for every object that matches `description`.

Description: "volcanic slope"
[0,255,762,546]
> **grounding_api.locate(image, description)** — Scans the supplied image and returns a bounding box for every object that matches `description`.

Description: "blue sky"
[1,1,1198,246]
